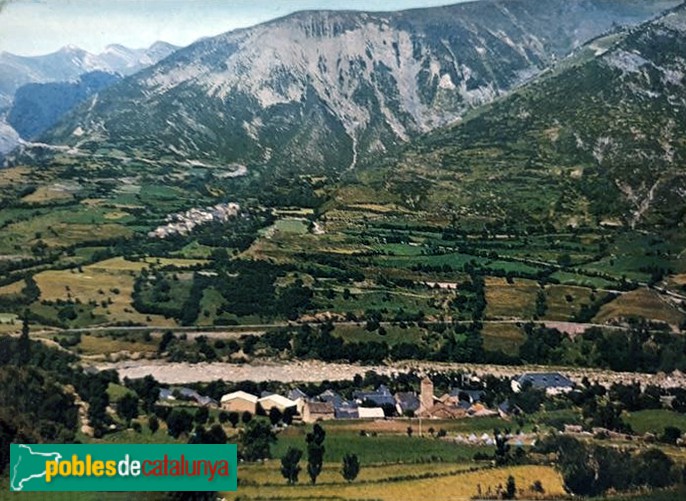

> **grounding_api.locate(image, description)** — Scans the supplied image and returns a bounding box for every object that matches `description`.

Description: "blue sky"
[0,0,471,56]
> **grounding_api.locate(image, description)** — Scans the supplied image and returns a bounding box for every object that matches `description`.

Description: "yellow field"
[85,256,207,272]
[482,323,526,352]
[0,322,19,332]
[86,257,148,272]
[273,208,315,216]
[595,288,685,327]
[544,284,594,321]
[103,211,130,220]
[1,214,133,251]
[347,203,407,213]
[0,279,26,297]
[77,334,158,356]
[225,464,564,500]
[142,257,208,268]
[0,313,18,325]
[33,259,175,326]
[485,277,540,319]
[0,166,30,187]
[21,185,74,203]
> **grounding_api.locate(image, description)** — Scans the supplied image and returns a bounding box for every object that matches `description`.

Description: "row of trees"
[279,424,360,485]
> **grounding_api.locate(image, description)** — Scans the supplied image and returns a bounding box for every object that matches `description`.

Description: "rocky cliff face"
[38,0,679,174]
[363,3,686,229]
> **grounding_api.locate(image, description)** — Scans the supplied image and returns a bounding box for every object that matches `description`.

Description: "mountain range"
[351,2,686,230]
[27,0,680,175]
[0,41,178,154]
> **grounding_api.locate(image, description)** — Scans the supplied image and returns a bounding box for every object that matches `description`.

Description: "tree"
[280,447,303,485]
[557,254,572,267]
[117,393,140,425]
[494,428,511,466]
[194,407,209,425]
[149,415,159,434]
[269,407,283,426]
[166,409,194,439]
[158,331,175,354]
[204,424,228,444]
[661,426,682,445]
[282,406,296,426]
[306,424,326,484]
[218,411,229,424]
[127,375,160,413]
[341,453,360,482]
[240,420,277,461]
[228,412,240,428]
[505,475,516,499]
[672,390,686,413]
[540,430,681,494]
[538,435,596,496]
[634,448,674,488]
[17,311,31,365]
[241,411,252,424]
[190,424,227,444]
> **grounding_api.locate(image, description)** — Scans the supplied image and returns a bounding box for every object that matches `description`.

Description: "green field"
[623,410,686,435]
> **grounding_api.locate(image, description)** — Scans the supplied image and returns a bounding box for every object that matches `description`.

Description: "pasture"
[484,277,539,319]
[482,323,526,353]
[32,258,175,327]
[594,289,684,327]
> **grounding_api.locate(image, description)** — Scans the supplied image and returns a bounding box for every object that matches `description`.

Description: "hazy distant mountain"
[0,41,178,109]
[38,0,679,174]
[364,3,686,229]
[8,71,122,140]
[0,41,178,154]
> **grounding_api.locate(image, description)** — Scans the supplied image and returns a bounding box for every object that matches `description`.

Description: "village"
[148,202,240,238]
[157,372,575,425]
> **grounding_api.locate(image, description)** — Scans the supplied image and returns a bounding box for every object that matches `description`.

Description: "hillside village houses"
[209,372,576,424]
[159,372,575,425]
[220,390,259,414]
[148,202,240,238]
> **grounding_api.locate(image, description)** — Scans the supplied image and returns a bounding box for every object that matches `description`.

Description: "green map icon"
[10,444,62,491]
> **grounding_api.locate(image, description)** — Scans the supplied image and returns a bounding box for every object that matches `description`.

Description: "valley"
[1,1,686,500]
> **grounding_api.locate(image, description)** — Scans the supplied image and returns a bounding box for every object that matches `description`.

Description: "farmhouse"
[395,392,420,415]
[220,391,258,413]
[511,372,574,395]
[418,402,466,419]
[450,388,485,404]
[258,393,297,413]
[303,401,335,423]
[318,389,344,406]
[159,387,217,407]
[353,385,396,408]
[358,407,385,419]
[334,401,360,419]
[287,388,309,415]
